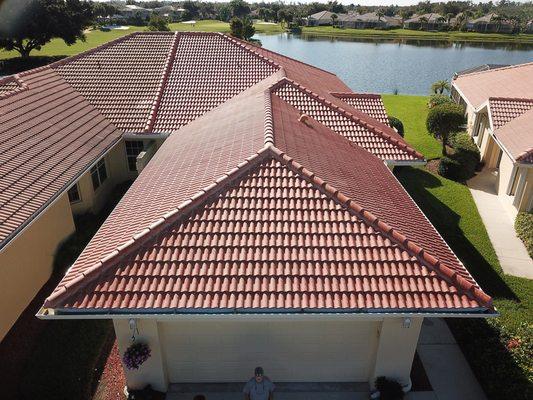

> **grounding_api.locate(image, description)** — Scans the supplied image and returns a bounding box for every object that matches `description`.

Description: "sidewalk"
[467,170,533,279]
[417,318,487,400]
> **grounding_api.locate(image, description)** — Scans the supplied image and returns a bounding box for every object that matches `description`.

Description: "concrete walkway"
[467,170,533,279]
[417,318,486,400]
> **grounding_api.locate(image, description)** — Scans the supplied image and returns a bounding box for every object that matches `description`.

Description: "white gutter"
[385,159,427,167]
[123,131,170,140]
[38,307,497,320]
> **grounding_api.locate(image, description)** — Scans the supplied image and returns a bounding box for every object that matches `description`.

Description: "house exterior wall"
[114,316,422,392]
[70,140,133,216]
[0,193,75,341]
[518,168,533,212]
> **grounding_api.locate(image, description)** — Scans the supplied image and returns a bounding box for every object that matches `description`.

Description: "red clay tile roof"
[453,62,533,109]
[331,92,390,125]
[0,76,25,97]
[0,68,122,248]
[151,33,279,133]
[53,32,177,131]
[487,98,533,163]
[489,97,533,129]
[44,75,493,314]
[272,79,421,161]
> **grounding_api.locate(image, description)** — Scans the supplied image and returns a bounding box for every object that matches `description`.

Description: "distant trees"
[229,0,250,18]
[0,0,93,58]
[147,14,170,31]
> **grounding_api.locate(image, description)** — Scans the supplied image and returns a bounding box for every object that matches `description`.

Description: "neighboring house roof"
[469,13,500,24]
[0,68,122,248]
[42,36,493,314]
[405,13,445,23]
[0,32,422,253]
[454,64,509,77]
[452,62,533,109]
[308,10,333,21]
[489,98,533,163]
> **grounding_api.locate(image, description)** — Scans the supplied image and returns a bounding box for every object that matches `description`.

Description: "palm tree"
[490,14,503,33]
[376,8,385,22]
[431,80,451,94]
[435,15,446,30]
[419,16,428,30]
[331,13,338,27]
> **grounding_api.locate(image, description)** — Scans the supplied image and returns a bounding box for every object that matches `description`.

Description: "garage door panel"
[160,320,378,383]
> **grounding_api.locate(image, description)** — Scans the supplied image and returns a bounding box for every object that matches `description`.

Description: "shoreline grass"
[302,26,533,44]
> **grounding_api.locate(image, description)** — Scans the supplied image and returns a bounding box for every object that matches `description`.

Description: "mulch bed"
[93,340,127,400]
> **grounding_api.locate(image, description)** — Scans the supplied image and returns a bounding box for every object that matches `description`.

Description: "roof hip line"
[144,31,181,133]
[268,145,492,309]
[44,146,273,308]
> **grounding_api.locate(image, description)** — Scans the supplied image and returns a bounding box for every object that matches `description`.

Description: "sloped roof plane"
[43,69,493,315]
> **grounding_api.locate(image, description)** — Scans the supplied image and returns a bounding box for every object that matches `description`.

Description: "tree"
[431,80,451,94]
[147,14,170,31]
[331,13,338,27]
[230,16,255,41]
[419,16,429,30]
[182,0,200,20]
[229,0,250,18]
[376,8,385,22]
[0,0,93,59]
[490,14,503,32]
[426,103,465,156]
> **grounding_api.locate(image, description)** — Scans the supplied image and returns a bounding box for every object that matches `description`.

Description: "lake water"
[255,33,533,95]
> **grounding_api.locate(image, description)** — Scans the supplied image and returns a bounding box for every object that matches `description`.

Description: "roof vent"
[298,113,310,125]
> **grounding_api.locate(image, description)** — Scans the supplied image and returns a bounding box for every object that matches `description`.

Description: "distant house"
[452,62,533,216]
[152,5,186,22]
[526,20,533,33]
[306,10,334,26]
[403,13,447,30]
[466,13,513,33]
[338,12,401,29]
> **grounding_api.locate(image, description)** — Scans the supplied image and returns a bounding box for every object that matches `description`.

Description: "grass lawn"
[0,20,283,61]
[382,94,442,160]
[302,26,533,43]
[389,95,532,399]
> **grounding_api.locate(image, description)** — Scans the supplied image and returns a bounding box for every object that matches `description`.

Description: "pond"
[255,33,533,95]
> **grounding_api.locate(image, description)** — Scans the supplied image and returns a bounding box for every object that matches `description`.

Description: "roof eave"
[38,306,498,320]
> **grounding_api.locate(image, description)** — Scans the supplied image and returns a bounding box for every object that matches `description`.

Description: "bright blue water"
[255,33,533,95]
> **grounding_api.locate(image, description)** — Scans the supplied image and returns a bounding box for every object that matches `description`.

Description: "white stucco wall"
[113,316,423,392]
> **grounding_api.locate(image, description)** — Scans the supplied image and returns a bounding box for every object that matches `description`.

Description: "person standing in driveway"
[243,367,275,400]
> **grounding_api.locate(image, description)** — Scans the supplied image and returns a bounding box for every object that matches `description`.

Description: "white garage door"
[159,319,379,383]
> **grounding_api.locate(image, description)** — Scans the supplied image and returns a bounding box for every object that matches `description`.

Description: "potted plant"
[123,342,151,370]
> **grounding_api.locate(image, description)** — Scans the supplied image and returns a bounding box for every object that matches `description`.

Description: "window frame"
[125,140,145,172]
[67,183,82,204]
[90,158,108,191]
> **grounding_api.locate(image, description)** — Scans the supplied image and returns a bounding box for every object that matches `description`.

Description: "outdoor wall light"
[402,317,411,329]
[129,318,139,341]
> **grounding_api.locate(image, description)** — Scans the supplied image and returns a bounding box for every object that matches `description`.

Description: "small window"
[67,184,81,203]
[125,140,144,172]
[90,159,108,191]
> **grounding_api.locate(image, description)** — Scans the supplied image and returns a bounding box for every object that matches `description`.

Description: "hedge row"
[515,212,533,258]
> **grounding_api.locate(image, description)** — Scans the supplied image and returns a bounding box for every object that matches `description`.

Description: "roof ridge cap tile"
[269,145,493,310]
[144,31,181,133]
[331,92,382,99]
[44,146,272,309]
[281,78,424,160]
[218,33,281,71]
[264,90,275,146]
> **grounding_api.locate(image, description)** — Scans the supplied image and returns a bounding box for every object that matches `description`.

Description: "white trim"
[37,308,497,320]
[385,160,427,167]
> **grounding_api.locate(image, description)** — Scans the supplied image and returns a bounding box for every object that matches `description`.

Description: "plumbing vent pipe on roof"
[298,113,310,125]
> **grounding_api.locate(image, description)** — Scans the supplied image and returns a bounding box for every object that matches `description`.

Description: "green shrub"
[515,212,533,258]
[438,156,462,180]
[375,376,404,400]
[388,116,404,137]
[451,132,480,180]
[428,94,453,108]
[426,102,465,156]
